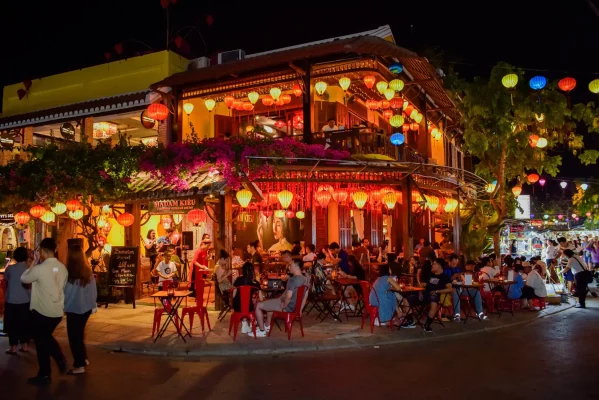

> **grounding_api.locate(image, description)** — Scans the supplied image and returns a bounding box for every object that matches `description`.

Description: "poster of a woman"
[238,211,300,254]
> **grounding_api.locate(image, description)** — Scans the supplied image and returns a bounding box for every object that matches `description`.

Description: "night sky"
[1,0,598,184]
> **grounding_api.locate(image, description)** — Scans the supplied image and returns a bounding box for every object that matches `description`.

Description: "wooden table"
[151,290,192,342]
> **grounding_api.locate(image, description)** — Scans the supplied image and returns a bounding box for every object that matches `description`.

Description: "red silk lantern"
[224,95,235,109]
[389,98,403,109]
[512,186,522,197]
[263,210,273,218]
[281,94,292,104]
[380,100,390,109]
[527,173,540,184]
[558,77,576,92]
[332,189,349,204]
[262,95,274,107]
[369,190,382,204]
[232,99,242,110]
[117,212,135,227]
[66,199,81,211]
[529,134,539,148]
[187,209,207,225]
[29,205,46,219]
[315,189,332,208]
[404,105,414,116]
[147,103,169,121]
[267,192,279,206]
[285,210,295,219]
[235,101,245,111]
[402,123,410,133]
[363,75,376,89]
[274,98,285,107]
[242,102,254,111]
[15,211,30,225]
[366,100,377,110]
[293,84,302,97]
[383,110,394,120]
[410,122,419,131]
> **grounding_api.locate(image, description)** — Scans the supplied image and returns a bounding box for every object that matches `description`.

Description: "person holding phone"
[20,238,68,386]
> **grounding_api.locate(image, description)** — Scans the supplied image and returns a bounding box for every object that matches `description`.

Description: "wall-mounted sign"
[509,225,525,233]
[93,122,118,139]
[530,219,543,227]
[59,122,76,140]
[140,110,156,129]
[515,195,531,219]
[0,213,15,224]
[148,198,198,215]
[0,131,14,150]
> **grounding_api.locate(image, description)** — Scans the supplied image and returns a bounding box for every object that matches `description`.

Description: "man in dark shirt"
[330,242,350,274]
[421,258,453,333]
[443,254,462,280]
[419,240,436,264]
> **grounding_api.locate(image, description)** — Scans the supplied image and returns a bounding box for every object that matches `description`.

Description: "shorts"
[406,293,440,306]
[564,270,574,282]
[259,298,284,312]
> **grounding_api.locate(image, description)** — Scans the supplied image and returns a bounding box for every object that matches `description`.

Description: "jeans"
[31,310,65,377]
[452,288,483,315]
[4,302,31,346]
[66,311,92,368]
[574,271,589,307]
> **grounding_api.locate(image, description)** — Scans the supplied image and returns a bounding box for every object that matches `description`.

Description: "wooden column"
[401,179,413,259]
[453,191,461,254]
[302,65,312,144]
[82,117,94,145]
[214,194,233,311]
[129,203,142,298]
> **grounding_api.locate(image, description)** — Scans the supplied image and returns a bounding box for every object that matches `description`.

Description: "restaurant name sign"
[148,198,198,215]
[0,213,15,224]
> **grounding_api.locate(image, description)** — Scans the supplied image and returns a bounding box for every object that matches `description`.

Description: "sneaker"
[401,320,416,329]
[478,313,488,320]
[249,329,267,338]
[373,318,381,327]
[241,320,251,334]
[27,376,51,386]
[532,307,541,311]
[67,367,85,375]
[423,325,433,333]
[453,314,461,322]
[575,304,586,309]
[85,359,90,367]
[264,324,271,332]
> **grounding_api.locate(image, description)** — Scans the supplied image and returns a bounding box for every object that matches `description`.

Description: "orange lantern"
[242,102,254,111]
[30,205,46,219]
[366,99,377,110]
[117,212,135,227]
[410,122,419,131]
[402,123,410,133]
[558,77,576,92]
[380,187,394,195]
[352,191,368,209]
[404,105,414,116]
[389,98,403,109]
[281,94,292,104]
[232,99,242,110]
[369,190,382,203]
[15,211,30,225]
[315,189,332,208]
[527,173,540,184]
[147,103,169,121]
[383,110,394,120]
[188,209,207,225]
[380,100,390,109]
[317,184,334,193]
[293,84,302,97]
[262,95,274,107]
[512,185,522,197]
[383,191,399,210]
[529,134,539,148]
[66,199,81,211]
[277,190,294,209]
[411,191,424,204]
[267,192,279,206]
[332,189,349,204]
[224,95,235,109]
[274,98,285,107]
[363,75,376,89]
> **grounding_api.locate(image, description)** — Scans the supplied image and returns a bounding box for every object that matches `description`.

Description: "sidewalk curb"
[95,302,575,357]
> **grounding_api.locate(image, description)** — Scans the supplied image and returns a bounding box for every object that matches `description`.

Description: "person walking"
[64,245,97,375]
[3,247,32,354]
[562,249,591,308]
[20,238,68,386]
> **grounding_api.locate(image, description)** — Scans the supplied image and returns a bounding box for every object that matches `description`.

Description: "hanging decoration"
[536,137,548,148]
[389,98,403,109]
[270,87,282,101]
[363,75,376,89]
[242,102,254,111]
[187,209,207,225]
[409,109,419,120]
[383,191,399,210]
[277,190,294,209]
[30,205,46,219]
[512,185,522,197]
[314,81,327,95]
[589,79,599,94]
[232,99,242,110]
[369,190,382,204]
[402,123,410,133]
[332,189,349,204]
[296,211,305,220]
[285,210,295,219]
[380,100,390,109]
[352,191,368,209]
[384,88,395,101]
[96,216,107,229]
[558,77,576,92]
[529,76,547,90]
[502,74,518,88]
[410,122,419,131]
[383,110,394,120]
[315,189,332,208]
[204,99,216,111]
[51,203,67,215]
[560,181,568,189]
[281,94,292,104]
[236,189,253,208]
[528,134,539,148]
[69,209,84,220]
[389,62,403,74]
[390,133,405,146]
[558,214,563,220]
[426,195,439,212]
[414,113,423,123]
[539,178,546,187]
[527,173,540,184]
[224,95,235,109]
[376,81,388,94]
[66,199,81,211]
[248,91,259,104]
[15,211,30,225]
[581,183,589,191]
[404,105,414,116]
[147,103,169,121]
[389,115,405,128]
[444,199,458,213]
[339,77,351,92]
[116,212,135,227]
[486,180,497,193]
[293,84,302,97]
[274,210,285,219]
[183,102,194,115]
[389,79,404,92]
[262,95,274,107]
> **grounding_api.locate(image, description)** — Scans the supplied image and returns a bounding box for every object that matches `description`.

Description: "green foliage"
[579,150,599,166]
[460,202,500,260]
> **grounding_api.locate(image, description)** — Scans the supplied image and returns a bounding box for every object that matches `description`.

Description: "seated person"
[410,258,453,333]
[479,256,499,291]
[387,253,403,277]
[521,265,547,309]
[452,260,488,321]
[338,255,366,312]
[232,262,261,333]
[252,260,308,337]
[154,252,177,289]
[507,265,526,301]
[370,265,415,328]
[443,254,462,280]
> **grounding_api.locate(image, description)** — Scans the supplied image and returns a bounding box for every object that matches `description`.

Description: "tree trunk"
[494,142,508,261]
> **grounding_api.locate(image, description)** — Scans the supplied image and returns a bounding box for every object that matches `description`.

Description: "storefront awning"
[122,170,225,202]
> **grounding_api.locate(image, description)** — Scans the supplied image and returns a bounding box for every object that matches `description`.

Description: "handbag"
[574,257,593,284]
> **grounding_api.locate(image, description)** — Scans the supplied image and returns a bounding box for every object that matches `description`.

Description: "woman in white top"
[543,239,556,267]
[521,265,547,309]
[214,249,233,294]
[562,249,590,308]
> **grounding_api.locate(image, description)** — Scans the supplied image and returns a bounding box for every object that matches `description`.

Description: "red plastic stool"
[532,297,546,310]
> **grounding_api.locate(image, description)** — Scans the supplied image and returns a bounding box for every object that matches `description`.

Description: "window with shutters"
[338,205,352,250]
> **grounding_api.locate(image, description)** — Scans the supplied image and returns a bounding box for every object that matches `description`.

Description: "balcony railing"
[292,128,396,159]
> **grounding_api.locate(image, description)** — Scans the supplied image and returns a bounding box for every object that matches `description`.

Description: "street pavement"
[0,302,596,399]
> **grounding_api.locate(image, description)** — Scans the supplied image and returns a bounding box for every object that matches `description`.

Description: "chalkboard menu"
[108,246,139,287]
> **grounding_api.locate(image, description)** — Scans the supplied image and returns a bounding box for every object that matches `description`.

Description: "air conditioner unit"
[187,57,210,70]
[217,49,245,64]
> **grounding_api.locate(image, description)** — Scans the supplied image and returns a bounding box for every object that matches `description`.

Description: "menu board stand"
[108,246,139,309]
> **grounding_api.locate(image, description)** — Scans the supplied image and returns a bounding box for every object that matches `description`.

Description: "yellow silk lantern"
[69,210,84,220]
[295,211,305,220]
[536,137,548,148]
[383,191,399,210]
[277,190,294,209]
[512,186,522,197]
[402,100,409,110]
[414,113,423,123]
[204,99,216,111]
[248,92,259,104]
[183,102,194,115]
[352,191,368,209]
[389,115,405,128]
[444,198,458,213]
[51,203,67,215]
[274,210,285,219]
[502,74,518,89]
[41,211,56,224]
[409,109,419,120]
[339,77,351,91]
[389,79,404,92]
[236,189,253,208]
[376,81,388,94]
[426,195,439,212]
[589,79,599,94]
[384,88,395,101]
[269,87,282,100]
[314,81,327,95]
